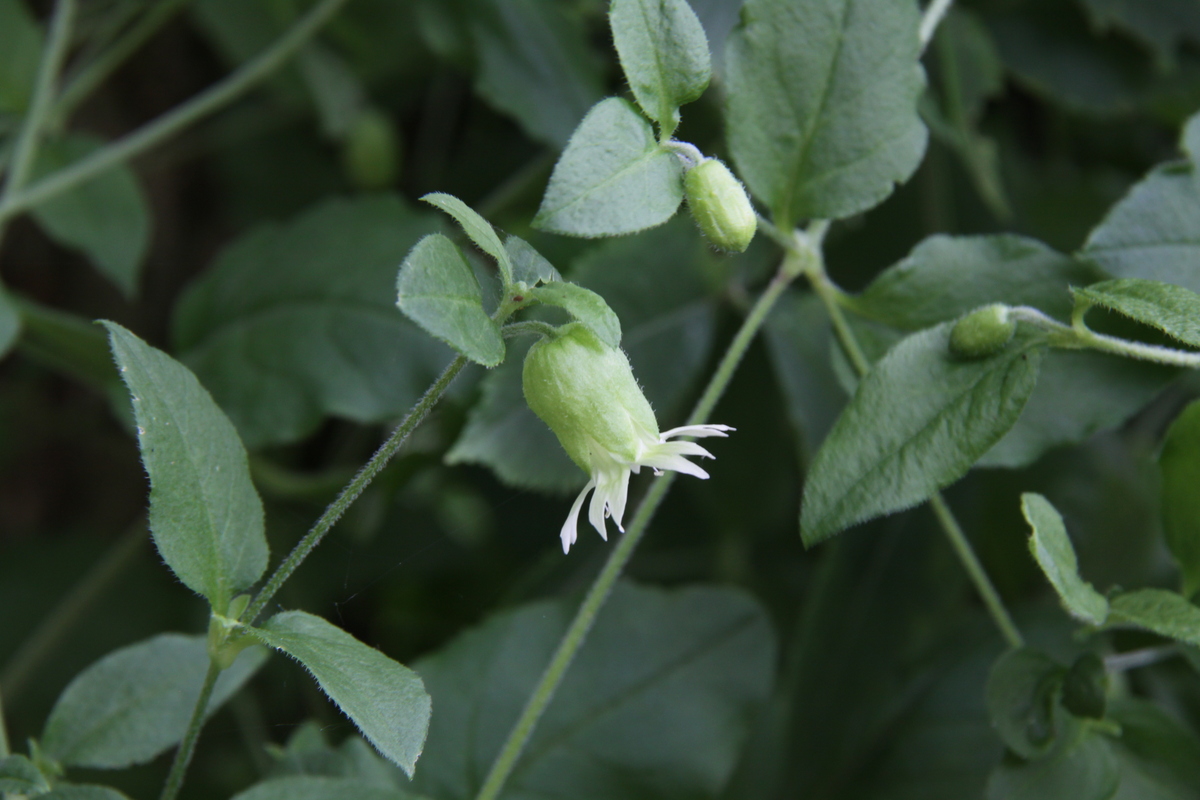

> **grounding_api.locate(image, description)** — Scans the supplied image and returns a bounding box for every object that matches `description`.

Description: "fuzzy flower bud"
[523,323,733,552]
[684,158,757,253]
[949,304,1016,359]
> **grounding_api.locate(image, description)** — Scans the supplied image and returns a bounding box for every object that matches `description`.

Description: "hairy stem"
[0,0,352,225]
[473,260,799,800]
[1,519,145,698]
[242,355,468,624]
[159,661,221,800]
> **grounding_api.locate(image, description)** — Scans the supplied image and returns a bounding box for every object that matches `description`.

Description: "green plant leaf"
[1083,113,1200,293]
[1021,493,1110,626]
[410,581,774,800]
[985,647,1069,760]
[609,0,711,137]
[421,193,513,279]
[0,285,20,359]
[1108,698,1200,800]
[1078,0,1200,69]
[231,776,423,800]
[533,97,684,237]
[986,732,1119,800]
[396,233,505,367]
[467,0,605,148]
[1074,279,1200,349]
[41,633,266,769]
[505,235,561,285]
[531,282,621,347]
[725,0,928,226]
[800,324,1044,545]
[40,786,135,800]
[104,322,268,609]
[0,754,50,794]
[172,195,450,448]
[1109,589,1200,647]
[31,135,151,298]
[0,0,41,113]
[247,611,431,777]
[1161,400,1200,598]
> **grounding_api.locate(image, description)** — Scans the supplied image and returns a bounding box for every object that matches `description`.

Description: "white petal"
[640,453,711,480]
[653,440,715,460]
[561,480,594,553]
[607,469,632,531]
[588,478,610,540]
[660,424,735,440]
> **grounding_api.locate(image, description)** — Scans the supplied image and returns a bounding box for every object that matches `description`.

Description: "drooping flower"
[522,322,732,553]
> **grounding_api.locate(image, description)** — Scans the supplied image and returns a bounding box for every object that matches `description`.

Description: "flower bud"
[684,158,756,253]
[342,107,400,190]
[949,304,1016,359]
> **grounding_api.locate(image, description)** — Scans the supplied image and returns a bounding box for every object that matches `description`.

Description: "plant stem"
[242,355,468,624]
[1075,327,1200,368]
[473,262,798,800]
[0,0,352,225]
[51,0,192,129]
[0,0,75,252]
[804,229,1023,649]
[1105,645,1178,673]
[1,519,145,699]
[929,495,1022,648]
[919,0,955,51]
[0,688,9,757]
[159,661,221,800]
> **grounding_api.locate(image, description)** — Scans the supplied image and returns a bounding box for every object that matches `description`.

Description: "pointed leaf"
[41,633,266,769]
[533,97,684,237]
[396,233,505,367]
[1074,279,1200,349]
[610,0,711,136]
[0,755,50,794]
[231,776,424,800]
[1022,493,1110,626]
[31,135,150,297]
[1161,400,1200,598]
[247,611,431,777]
[104,322,268,609]
[421,193,513,279]
[531,282,621,347]
[504,235,561,285]
[801,324,1044,545]
[1109,589,1200,648]
[725,0,928,226]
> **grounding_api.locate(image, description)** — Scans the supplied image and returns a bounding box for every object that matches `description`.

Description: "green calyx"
[684,158,757,253]
[522,323,659,472]
[949,304,1017,359]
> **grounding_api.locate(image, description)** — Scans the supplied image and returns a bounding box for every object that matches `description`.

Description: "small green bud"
[684,158,757,253]
[1061,652,1108,720]
[207,595,256,669]
[949,304,1016,359]
[342,107,400,190]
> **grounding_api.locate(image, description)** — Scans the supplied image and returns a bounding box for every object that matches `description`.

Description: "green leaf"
[1074,279,1200,349]
[1021,493,1110,626]
[231,776,422,800]
[800,324,1044,545]
[396,233,505,367]
[1083,115,1200,293]
[41,786,135,800]
[448,220,716,491]
[1108,698,1200,800]
[0,0,41,113]
[297,44,365,140]
[410,581,774,800]
[853,235,1098,330]
[1109,589,1200,648]
[0,754,50,794]
[0,285,21,359]
[173,195,450,448]
[533,97,684,237]
[531,282,621,347]
[467,0,605,148]
[725,0,928,226]
[1161,400,1200,598]
[504,235,561,285]
[986,733,1119,800]
[421,193,513,279]
[104,322,268,609]
[267,723,405,786]
[31,135,151,297]
[985,647,1068,760]
[41,633,266,769]
[247,611,431,777]
[609,0,711,136]
[1078,0,1200,69]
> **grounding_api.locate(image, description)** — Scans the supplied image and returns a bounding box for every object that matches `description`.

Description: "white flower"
[521,322,733,553]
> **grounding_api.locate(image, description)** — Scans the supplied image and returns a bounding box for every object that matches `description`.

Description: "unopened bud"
[684,158,756,253]
[342,107,400,190]
[949,304,1016,359]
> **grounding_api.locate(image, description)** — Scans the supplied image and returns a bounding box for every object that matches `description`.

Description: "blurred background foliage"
[3,0,1200,797]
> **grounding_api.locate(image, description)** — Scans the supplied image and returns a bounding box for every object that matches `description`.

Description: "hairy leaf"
[1109,589,1200,648]
[1075,278,1200,349]
[531,282,621,347]
[1022,493,1110,626]
[985,648,1068,760]
[421,193,513,277]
